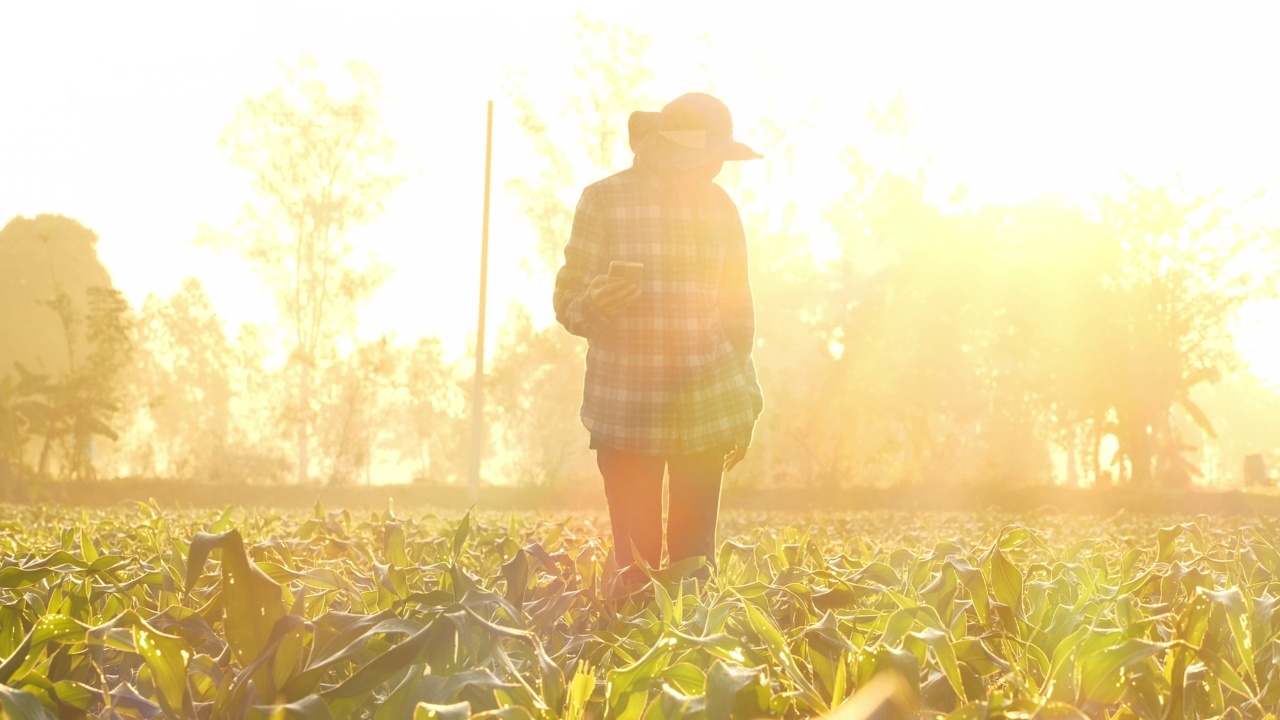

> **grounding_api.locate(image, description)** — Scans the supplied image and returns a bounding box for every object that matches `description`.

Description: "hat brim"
[716,140,763,162]
[635,133,762,170]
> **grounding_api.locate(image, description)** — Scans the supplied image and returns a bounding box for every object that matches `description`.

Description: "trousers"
[596,445,725,571]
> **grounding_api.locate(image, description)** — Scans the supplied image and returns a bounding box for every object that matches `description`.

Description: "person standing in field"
[553,92,764,587]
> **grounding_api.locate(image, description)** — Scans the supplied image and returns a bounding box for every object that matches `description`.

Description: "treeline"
[744,160,1280,489]
[4,176,1278,492]
[3,176,1278,491]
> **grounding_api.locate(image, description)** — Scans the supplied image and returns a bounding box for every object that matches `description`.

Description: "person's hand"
[723,431,752,472]
[587,274,641,319]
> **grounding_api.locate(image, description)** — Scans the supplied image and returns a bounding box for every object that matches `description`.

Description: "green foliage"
[2,506,1280,717]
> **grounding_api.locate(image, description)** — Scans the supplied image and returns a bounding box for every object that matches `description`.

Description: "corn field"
[1,503,1278,719]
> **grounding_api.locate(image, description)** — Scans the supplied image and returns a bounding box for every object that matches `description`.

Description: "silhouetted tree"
[507,12,654,275]
[210,55,403,483]
[390,336,466,484]
[316,336,397,486]
[487,305,596,486]
[0,215,115,379]
[0,365,50,488]
[1093,184,1280,485]
[114,277,234,479]
[30,285,133,480]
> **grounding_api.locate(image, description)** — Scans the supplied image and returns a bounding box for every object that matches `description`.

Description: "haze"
[3,0,1279,487]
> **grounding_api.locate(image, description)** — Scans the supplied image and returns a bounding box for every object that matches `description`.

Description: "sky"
[3,1,1279,380]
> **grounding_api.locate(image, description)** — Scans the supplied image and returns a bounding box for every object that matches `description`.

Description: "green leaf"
[738,595,825,710]
[1156,523,1205,565]
[564,662,594,720]
[79,527,99,564]
[132,619,189,716]
[660,662,708,696]
[913,627,966,704]
[646,684,705,720]
[0,614,90,685]
[247,694,335,720]
[85,611,190,716]
[421,668,518,710]
[376,665,430,720]
[209,506,236,534]
[185,529,286,668]
[0,683,56,720]
[946,558,990,625]
[1192,645,1254,700]
[705,661,769,720]
[1077,638,1169,705]
[501,549,529,608]
[606,636,676,718]
[320,625,433,703]
[1201,587,1257,682]
[829,670,917,720]
[415,702,472,720]
[385,522,409,567]
[452,509,472,560]
[988,548,1024,620]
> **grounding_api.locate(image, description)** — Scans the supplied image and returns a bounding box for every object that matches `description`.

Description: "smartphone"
[608,260,644,285]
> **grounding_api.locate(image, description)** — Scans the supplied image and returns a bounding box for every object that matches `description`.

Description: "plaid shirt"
[553,166,764,456]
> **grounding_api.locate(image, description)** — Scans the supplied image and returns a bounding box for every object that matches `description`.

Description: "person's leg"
[666,446,726,565]
[596,446,665,571]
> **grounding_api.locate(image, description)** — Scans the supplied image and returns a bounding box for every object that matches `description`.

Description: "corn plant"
[0,502,1278,718]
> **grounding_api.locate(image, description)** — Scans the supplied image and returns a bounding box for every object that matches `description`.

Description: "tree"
[212,54,403,483]
[820,147,997,486]
[28,285,133,481]
[213,323,292,484]
[1092,184,1280,485]
[0,215,116,379]
[314,336,397,486]
[1192,368,1280,484]
[0,366,51,489]
[390,336,466,484]
[507,12,654,274]
[974,201,1119,487]
[113,277,234,480]
[487,305,596,486]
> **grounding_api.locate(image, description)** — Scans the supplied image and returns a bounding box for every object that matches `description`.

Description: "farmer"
[553,92,764,587]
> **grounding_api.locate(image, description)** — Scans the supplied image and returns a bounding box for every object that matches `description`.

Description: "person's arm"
[719,205,764,418]
[721,203,763,474]
[554,188,609,339]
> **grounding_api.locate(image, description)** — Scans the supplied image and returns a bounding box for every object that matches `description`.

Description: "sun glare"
[2,1,1279,488]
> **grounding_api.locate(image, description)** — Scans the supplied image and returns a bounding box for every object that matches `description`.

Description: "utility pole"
[468,100,494,503]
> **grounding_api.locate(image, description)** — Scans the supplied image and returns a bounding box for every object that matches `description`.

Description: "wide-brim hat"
[630,93,761,170]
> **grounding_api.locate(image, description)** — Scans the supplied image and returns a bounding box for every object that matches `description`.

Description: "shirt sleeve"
[553,187,608,339]
[719,202,764,418]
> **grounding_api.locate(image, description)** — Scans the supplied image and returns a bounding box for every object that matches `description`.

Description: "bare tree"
[212,55,403,483]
